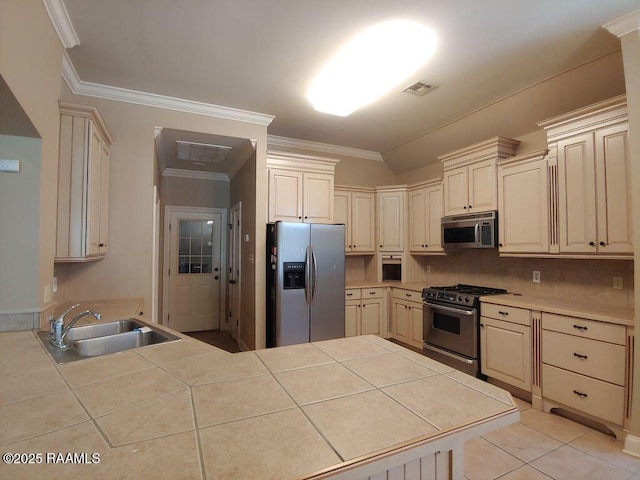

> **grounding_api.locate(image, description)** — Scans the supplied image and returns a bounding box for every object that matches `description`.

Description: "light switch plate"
[0,159,20,172]
[532,270,541,283]
[613,276,624,290]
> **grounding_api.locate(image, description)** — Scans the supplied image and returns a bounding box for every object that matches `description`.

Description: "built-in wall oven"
[422,284,506,377]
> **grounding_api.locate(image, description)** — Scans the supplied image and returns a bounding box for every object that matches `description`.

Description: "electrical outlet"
[532,270,541,283]
[44,285,52,303]
[426,265,432,273]
[613,276,624,290]
[52,276,58,293]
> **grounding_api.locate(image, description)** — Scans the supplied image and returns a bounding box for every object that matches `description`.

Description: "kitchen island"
[0,321,518,479]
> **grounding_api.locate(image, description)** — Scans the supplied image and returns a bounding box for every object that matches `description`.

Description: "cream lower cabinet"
[408,180,443,253]
[345,288,385,337]
[334,186,375,253]
[480,303,532,392]
[541,312,629,429]
[391,289,423,349]
[56,102,113,262]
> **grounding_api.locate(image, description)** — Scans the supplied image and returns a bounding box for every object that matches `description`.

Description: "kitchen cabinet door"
[345,300,359,337]
[595,124,632,254]
[393,300,411,344]
[351,192,375,252]
[334,190,351,250]
[303,172,333,223]
[425,184,443,251]
[468,159,497,213]
[480,316,531,392]
[498,155,549,253]
[361,298,382,335]
[268,169,303,222]
[377,189,405,252]
[408,188,427,252]
[443,167,468,216]
[409,303,423,348]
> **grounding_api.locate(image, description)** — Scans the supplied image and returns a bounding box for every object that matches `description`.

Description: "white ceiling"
[61,0,640,173]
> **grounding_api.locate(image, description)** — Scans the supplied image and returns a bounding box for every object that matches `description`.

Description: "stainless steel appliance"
[422,284,507,377]
[441,211,497,249]
[266,222,345,347]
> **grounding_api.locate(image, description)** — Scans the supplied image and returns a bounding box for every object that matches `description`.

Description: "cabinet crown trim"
[335,185,376,193]
[59,101,114,145]
[408,178,443,190]
[497,148,549,168]
[439,136,520,170]
[267,150,339,174]
[538,95,627,142]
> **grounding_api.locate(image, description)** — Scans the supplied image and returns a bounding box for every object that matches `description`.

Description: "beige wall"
[56,84,268,334]
[0,1,63,325]
[230,152,258,350]
[160,176,230,210]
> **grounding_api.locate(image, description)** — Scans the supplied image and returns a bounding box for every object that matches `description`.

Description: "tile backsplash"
[412,251,634,309]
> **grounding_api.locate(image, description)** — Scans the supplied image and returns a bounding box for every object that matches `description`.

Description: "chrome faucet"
[49,304,101,350]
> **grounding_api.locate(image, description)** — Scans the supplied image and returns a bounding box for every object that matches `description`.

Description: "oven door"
[423,301,477,359]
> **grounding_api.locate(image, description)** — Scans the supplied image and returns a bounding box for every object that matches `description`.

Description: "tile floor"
[465,396,640,480]
[184,329,241,352]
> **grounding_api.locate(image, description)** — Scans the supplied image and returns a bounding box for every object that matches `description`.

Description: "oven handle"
[423,343,475,365]
[423,302,475,316]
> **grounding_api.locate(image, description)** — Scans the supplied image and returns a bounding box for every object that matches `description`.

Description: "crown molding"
[267,134,383,161]
[161,168,229,182]
[62,53,275,126]
[603,9,640,37]
[43,0,80,48]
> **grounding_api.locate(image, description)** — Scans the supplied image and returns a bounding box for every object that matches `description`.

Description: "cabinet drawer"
[345,289,361,301]
[392,289,421,302]
[542,330,625,385]
[542,313,625,345]
[481,303,530,326]
[542,364,624,425]
[362,287,384,299]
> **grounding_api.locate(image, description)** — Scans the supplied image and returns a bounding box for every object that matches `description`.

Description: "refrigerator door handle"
[311,248,318,301]
[305,246,312,304]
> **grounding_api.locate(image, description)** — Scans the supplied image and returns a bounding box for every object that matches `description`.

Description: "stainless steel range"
[422,284,507,377]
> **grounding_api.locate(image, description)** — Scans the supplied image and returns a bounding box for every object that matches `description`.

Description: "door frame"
[162,205,227,329]
[229,201,242,341]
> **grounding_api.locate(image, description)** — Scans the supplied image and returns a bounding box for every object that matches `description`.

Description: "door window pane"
[178,219,213,275]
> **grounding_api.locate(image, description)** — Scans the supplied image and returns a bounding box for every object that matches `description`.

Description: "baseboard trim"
[623,433,640,458]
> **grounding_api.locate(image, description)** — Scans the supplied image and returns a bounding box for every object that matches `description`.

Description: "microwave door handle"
[423,302,475,316]
[474,222,480,246]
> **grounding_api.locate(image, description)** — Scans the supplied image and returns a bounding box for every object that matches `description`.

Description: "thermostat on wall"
[0,159,20,173]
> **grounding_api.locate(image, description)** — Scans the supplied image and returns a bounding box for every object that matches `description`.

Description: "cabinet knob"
[214,276,219,280]
[379,245,382,248]
[425,244,428,247]
[304,216,308,219]
[589,241,595,246]
[499,243,503,247]
[298,216,302,219]
[98,243,105,247]
[599,241,606,247]
[468,205,472,208]
[480,323,484,328]
[463,206,467,209]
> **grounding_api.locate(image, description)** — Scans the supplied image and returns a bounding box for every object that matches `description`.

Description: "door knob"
[214,276,219,280]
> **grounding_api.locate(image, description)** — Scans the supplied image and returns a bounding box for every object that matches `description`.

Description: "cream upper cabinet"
[267,151,338,224]
[56,102,113,262]
[539,95,632,256]
[335,186,375,253]
[440,137,519,217]
[376,187,406,252]
[408,180,443,253]
[497,150,550,253]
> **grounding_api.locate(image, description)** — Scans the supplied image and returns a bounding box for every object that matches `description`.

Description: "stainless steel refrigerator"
[266,222,345,347]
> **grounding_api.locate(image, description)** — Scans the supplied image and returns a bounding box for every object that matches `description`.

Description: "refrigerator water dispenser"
[283,262,305,289]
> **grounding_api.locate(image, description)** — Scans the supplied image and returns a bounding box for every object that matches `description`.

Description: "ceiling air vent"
[402,81,439,97]
[176,140,232,164]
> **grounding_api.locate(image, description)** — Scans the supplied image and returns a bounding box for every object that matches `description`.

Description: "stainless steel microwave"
[441,211,497,249]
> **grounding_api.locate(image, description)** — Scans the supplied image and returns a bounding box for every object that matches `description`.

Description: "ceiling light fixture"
[307,19,437,117]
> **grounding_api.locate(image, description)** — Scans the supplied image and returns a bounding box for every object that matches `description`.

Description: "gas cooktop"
[422,284,507,307]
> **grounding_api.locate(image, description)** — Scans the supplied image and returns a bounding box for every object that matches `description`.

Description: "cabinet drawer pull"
[573,325,588,331]
[405,293,412,297]
[573,352,588,360]
[368,291,376,295]
[573,390,588,398]
[346,293,353,297]
[498,311,509,316]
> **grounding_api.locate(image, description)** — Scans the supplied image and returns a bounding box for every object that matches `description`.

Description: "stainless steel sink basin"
[64,319,144,341]
[37,319,180,364]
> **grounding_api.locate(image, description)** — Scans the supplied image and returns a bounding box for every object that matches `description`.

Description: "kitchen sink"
[36,319,180,364]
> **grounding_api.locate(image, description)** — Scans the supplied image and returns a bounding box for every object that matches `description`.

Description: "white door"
[166,209,222,332]
[229,202,242,341]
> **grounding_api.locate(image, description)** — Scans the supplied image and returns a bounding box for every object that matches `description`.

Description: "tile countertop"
[480,294,634,327]
[0,325,518,479]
